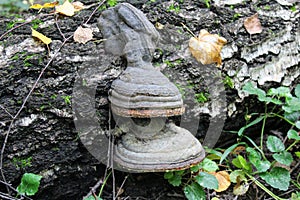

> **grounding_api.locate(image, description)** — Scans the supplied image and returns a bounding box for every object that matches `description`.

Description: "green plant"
[107,0,118,7]
[61,95,72,105]
[12,157,32,169]
[222,82,300,199]
[223,76,234,89]
[167,3,180,13]
[203,0,210,8]
[195,92,209,103]
[83,171,111,200]
[17,173,42,196]
[164,158,220,200]
[31,19,43,30]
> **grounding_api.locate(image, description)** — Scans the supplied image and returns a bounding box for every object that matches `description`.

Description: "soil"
[0,0,299,200]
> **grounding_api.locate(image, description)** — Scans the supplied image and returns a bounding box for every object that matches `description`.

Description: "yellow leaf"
[56,0,75,16]
[72,1,86,12]
[73,26,93,44]
[30,4,43,9]
[189,29,227,67]
[31,28,52,45]
[233,176,249,195]
[210,171,231,192]
[30,1,58,9]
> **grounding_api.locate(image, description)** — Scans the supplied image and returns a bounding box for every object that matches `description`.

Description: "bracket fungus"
[98,3,205,172]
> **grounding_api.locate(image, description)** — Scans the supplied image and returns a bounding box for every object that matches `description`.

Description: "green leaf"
[295,152,300,158]
[284,111,300,123]
[295,84,300,98]
[273,151,293,166]
[199,158,219,172]
[284,97,300,113]
[247,147,270,172]
[237,155,251,171]
[242,82,266,98]
[232,157,243,169]
[17,173,42,196]
[195,172,219,190]
[220,143,246,164]
[238,116,265,136]
[164,171,173,179]
[267,87,292,98]
[84,196,102,200]
[183,182,206,200]
[167,173,182,187]
[260,167,290,191]
[291,192,300,200]
[296,121,300,129]
[230,170,247,183]
[287,129,300,141]
[266,136,285,152]
[258,96,283,105]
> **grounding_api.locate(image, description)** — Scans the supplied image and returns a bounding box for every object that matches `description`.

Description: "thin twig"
[108,106,116,200]
[0,13,55,41]
[83,0,107,25]
[0,180,32,200]
[0,34,73,193]
[83,178,103,199]
[116,175,128,198]
[55,14,66,40]
[0,105,13,119]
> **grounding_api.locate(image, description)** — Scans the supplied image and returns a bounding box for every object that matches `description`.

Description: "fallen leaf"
[56,0,75,16]
[244,13,263,35]
[189,29,227,67]
[74,26,93,44]
[232,146,246,155]
[31,28,52,45]
[72,1,86,12]
[30,1,58,10]
[155,22,164,30]
[233,176,249,195]
[210,171,231,192]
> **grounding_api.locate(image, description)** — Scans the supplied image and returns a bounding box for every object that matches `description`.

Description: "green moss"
[195,92,209,103]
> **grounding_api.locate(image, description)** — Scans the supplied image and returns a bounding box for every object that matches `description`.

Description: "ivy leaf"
[287,129,300,141]
[31,28,52,45]
[267,136,285,153]
[284,111,300,123]
[56,0,75,16]
[183,182,206,200]
[199,158,219,172]
[267,86,292,98]
[84,196,102,200]
[244,13,263,35]
[165,171,182,187]
[17,173,42,196]
[284,97,300,113]
[296,121,300,129]
[195,172,219,190]
[189,29,227,67]
[210,171,231,192]
[247,147,270,172]
[260,167,290,191]
[273,151,293,166]
[242,82,266,98]
[73,26,93,44]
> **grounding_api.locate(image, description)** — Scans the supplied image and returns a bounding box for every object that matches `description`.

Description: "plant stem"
[99,171,111,197]
[260,106,268,151]
[246,173,287,200]
[270,113,295,126]
[286,140,299,151]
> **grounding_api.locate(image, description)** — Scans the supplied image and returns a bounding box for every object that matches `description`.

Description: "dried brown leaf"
[210,171,231,192]
[244,13,263,35]
[233,176,249,195]
[189,29,227,67]
[72,1,86,12]
[74,26,93,44]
